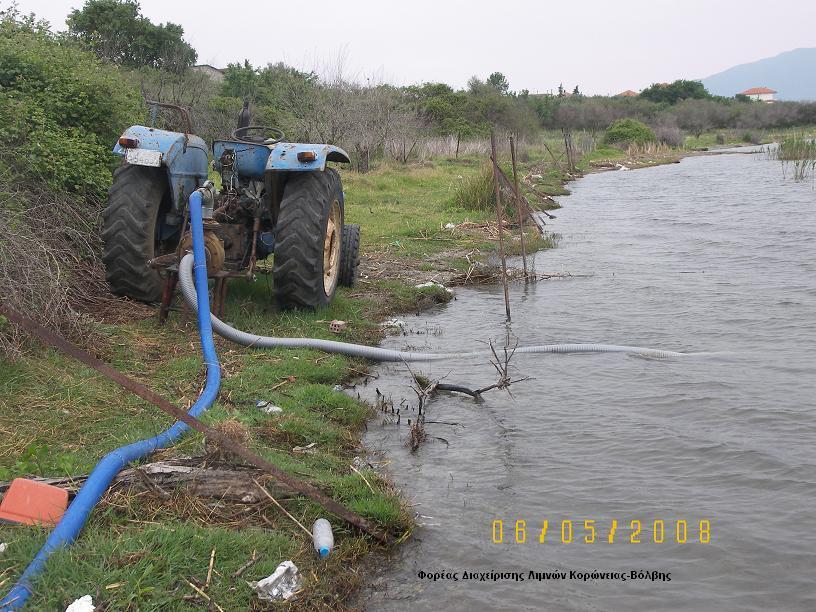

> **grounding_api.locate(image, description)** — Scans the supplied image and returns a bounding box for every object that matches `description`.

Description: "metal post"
[509,136,528,277]
[490,131,511,322]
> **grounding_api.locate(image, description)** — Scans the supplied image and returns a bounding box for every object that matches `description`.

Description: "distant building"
[192,64,225,83]
[740,86,777,103]
[616,89,639,97]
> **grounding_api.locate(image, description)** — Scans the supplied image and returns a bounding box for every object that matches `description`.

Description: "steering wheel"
[230,126,285,146]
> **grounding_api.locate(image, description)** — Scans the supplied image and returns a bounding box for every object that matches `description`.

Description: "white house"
[191,64,225,83]
[740,87,777,103]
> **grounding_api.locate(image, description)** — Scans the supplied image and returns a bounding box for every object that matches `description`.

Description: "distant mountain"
[701,48,816,101]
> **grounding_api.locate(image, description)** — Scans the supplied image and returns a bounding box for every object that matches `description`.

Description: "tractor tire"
[101,165,171,303]
[339,224,360,288]
[273,169,344,310]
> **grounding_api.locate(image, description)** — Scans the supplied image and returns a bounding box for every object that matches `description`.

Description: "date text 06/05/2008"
[491,519,711,544]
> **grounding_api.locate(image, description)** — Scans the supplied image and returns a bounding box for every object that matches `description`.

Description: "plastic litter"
[444,222,456,229]
[415,281,453,294]
[64,595,94,612]
[249,561,301,602]
[255,400,283,414]
[292,443,317,454]
[381,318,406,329]
[0,543,6,555]
[312,518,334,558]
[332,384,344,392]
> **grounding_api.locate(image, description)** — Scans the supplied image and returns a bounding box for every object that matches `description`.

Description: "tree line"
[5,0,816,181]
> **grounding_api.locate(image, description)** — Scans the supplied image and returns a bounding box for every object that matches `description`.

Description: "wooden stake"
[490,131,511,322]
[509,136,528,277]
[205,548,216,588]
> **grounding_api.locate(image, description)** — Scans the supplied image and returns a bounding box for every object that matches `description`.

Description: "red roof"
[741,87,776,95]
[616,89,639,97]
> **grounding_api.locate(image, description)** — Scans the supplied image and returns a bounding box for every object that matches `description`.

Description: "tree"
[557,83,565,97]
[486,71,509,95]
[67,0,196,72]
[572,85,581,96]
[639,79,710,105]
[529,94,558,127]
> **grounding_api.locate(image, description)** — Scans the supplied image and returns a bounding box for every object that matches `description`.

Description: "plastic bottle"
[312,518,334,558]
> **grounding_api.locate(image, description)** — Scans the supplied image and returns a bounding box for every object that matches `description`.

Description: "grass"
[777,133,816,160]
[451,163,493,210]
[771,133,816,181]
[341,157,493,259]
[684,126,816,150]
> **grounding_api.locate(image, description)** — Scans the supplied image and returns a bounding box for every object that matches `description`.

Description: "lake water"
[359,150,816,611]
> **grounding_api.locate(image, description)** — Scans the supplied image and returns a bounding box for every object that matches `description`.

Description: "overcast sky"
[13,0,816,94]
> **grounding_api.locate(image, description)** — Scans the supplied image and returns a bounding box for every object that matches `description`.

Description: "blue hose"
[0,191,220,610]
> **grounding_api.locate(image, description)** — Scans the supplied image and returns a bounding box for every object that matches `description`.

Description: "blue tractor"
[102,101,360,312]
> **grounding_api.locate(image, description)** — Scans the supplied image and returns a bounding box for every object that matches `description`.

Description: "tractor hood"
[211,140,350,180]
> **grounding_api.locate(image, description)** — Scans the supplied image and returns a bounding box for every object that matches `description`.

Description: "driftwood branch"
[407,338,530,407]
[0,457,292,503]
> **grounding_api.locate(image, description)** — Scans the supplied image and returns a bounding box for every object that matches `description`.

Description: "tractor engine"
[209,146,273,271]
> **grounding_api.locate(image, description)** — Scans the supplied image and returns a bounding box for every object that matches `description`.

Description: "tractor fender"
[265,143,350,172]
[113,125,209,211]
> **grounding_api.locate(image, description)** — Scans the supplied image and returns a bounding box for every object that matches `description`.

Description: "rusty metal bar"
[145,100,193,135]
[0,303,394,545]
[158,273,179,324]
[490,131,511,322]
[509,136,528,277]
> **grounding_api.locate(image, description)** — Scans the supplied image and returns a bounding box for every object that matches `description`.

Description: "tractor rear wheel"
[101,165,174,302]
[339,224,360,288]
[273,169,344,310]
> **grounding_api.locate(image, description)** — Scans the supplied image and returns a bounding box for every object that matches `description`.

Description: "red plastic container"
[0,478,68,527]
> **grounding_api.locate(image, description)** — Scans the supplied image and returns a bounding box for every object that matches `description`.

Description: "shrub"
[654,125,684,148]
[0,180,113,359]
[603,118,656,147]
[0,11,143,197]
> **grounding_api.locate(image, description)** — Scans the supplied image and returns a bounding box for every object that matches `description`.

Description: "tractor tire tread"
[273,169,343,310]
[101,164,167,302]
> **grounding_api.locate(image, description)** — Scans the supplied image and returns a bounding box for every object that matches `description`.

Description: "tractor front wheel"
[101,165,174,302]
[273,169,344,310]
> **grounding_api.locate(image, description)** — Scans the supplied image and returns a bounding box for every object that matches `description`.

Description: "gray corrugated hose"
[178,255,687,361]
